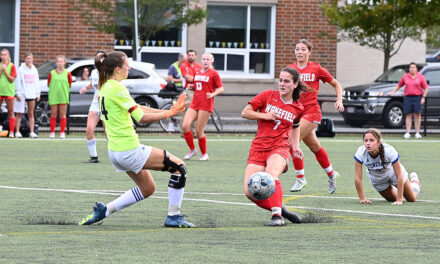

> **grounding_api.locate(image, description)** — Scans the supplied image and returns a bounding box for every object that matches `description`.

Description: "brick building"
[3,0,337,92]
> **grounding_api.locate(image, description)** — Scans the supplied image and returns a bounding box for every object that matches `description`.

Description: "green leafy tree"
[74,0,206,60]
[320,0,438,73]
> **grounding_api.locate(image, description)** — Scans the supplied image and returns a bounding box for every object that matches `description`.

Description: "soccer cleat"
[78,202,107,225]
[290,177,307,192]
[29,132,38,138]
[199,153,209,161]
[415,132,422,139]
[49,132,55,139]
[164,215,196,228]
[59,132,65,139]
[184,149,197,160]
[267,214,285,227]
[8,132,14,138]
[87,156,100,163]
[328,171,341,194]
[281,204,301,224]
[410,172,421,187]
[403,132,411,139]
[15,132,22,138]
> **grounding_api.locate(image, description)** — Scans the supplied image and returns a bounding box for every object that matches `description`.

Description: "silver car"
[35,58,168,126]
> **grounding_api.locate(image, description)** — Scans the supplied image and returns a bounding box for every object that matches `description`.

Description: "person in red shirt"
[388,63,429,139]
[0,48,17,138]
[181,53,224,161]
[242,67,305,226]
[180,50,202,122]
[287,39,344,194]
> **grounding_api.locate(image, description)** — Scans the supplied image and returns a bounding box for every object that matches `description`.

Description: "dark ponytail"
[280,67,310,102]
[363,128,386,166]
[94,51,126,89]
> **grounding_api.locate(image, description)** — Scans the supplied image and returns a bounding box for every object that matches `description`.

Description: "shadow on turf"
[299,211,333,224]
[25,215,77,225]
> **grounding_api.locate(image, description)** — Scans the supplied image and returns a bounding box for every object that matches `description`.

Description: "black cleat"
[267,214,285,227]
[87,156,100,163]
[281,204,301,224]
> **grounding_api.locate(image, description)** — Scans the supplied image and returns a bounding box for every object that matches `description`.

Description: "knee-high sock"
[198,136,207,154]
[87,138,97,157]
[60,118,67,133]
[314,147,334,177]
[410,178,421,194]
[9,117,15,134]
[183,131,195,150]
[168,176,185,216]
[254,180,283,216]
[105,186,145,217]
[50,117,57,133]
[291,148,305,178]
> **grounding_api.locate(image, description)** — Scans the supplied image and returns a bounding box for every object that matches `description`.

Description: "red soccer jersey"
[249,90,303,151]
[180,61,202,89]
[190,68,223,112]
[287,61,333,106]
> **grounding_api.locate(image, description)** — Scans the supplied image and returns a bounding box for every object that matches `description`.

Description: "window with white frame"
[205,4,275,77]
[0,0,18,63]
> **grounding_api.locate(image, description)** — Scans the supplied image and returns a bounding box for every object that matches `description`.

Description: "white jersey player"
[354,128,421,205]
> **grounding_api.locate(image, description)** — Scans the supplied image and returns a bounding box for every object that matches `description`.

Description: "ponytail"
[94,51,126,90]
[363,128,386,166]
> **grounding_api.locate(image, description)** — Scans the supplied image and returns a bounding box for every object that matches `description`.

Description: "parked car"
[35,58,168,126]
[426,50,440,62]
[341,63,440,128]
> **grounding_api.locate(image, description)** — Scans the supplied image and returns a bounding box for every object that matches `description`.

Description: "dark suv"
[341,63,440,128]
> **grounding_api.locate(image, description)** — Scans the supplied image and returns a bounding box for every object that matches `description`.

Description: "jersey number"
[196,82,202,91]
[273,119,281,130]
[101,97,109,120]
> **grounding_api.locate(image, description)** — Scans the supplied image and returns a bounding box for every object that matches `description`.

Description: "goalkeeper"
[79,51,195,228]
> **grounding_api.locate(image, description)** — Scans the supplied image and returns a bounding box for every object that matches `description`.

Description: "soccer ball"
[247,172,276,200]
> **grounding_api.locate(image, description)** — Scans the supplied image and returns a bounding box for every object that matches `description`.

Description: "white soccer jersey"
[91,69,99,101]
[354,143,407,190]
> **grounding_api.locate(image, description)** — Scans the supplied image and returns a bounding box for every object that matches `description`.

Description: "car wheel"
[35,97,51,127]
[344,119,368,127]
[133,97,158,128]
[383,100,404,128]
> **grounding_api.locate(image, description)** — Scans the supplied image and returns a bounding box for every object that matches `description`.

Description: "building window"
[0,0,18,63]
[206,4,275,78]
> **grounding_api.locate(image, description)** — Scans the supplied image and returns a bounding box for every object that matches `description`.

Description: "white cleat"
[199,153,209,161]
[290,177,307,192]
[14,132,22,138]
[415,132,422,139]
[59,132,65,139]
[184,149,197,160]
[50,132,55,139]
[328,171,341,194]
[29,132,38,138]
[403,132,411,139]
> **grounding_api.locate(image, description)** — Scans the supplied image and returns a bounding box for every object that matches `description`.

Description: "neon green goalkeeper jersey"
[99,79,144,151]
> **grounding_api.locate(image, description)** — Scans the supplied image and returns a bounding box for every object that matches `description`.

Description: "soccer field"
[1,134,440,263]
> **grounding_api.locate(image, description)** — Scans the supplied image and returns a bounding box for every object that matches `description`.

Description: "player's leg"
[14,113,22,138]
[5,98,15,137]
[27,99,38,138]
[195,110,211,161]
[182,108,198,159]
[378,185,397,202]
[143,147,195,227]
[403,172,421,202]
[49,104,59,138]
[86,110,101,163]
[58,104,68,138]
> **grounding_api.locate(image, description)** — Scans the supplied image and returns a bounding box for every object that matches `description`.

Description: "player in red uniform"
[242,67,305,226]
[287,39,344,194]
[182,53,224,161]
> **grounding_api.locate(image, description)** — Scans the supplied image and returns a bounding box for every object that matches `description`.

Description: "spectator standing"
[167,53,187,90]
[388,63,428,139]
[0,49,17,138]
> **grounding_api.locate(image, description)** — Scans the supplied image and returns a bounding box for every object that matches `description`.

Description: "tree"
[73,0,206,60]
[320,0,439,73]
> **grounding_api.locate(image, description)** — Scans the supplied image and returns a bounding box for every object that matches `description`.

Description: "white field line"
[1,185,440,220]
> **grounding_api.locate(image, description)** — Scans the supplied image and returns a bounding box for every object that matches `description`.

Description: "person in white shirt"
[14,52,40,138]
[79,50,105,163]
[354,128,421,205]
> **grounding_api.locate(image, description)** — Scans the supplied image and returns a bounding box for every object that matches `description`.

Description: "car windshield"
[375,65,409,83]
[37,60,75,79]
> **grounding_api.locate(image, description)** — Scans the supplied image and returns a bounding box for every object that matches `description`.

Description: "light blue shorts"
[108,145,152,173]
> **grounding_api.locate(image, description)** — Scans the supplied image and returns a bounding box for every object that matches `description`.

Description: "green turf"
[1,134,440,263]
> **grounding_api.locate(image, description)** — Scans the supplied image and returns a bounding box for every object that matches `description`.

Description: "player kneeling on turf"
[79,51,195,227]
[354,128,421,205]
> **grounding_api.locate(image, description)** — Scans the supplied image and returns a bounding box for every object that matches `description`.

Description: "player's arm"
[328,79,344,112]
[136,94,187,123]
[241,104,276,121]
[355,160,371,204]
[207,86,224,99]
[289,126,303,160]
[391,160,404,205]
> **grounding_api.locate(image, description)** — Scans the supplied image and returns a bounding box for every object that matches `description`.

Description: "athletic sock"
[105,186,145,217]
[293,157,305,179]
[410,179,421,194]
[168,177,185,216]
[8,117,15,134]
[50,117,57,133]
[60,118,67,133]
[87,138,98,157]
[315,147,334,177]
[183,131,195,150]
[198,136,207,154]
[254,180,283,212]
